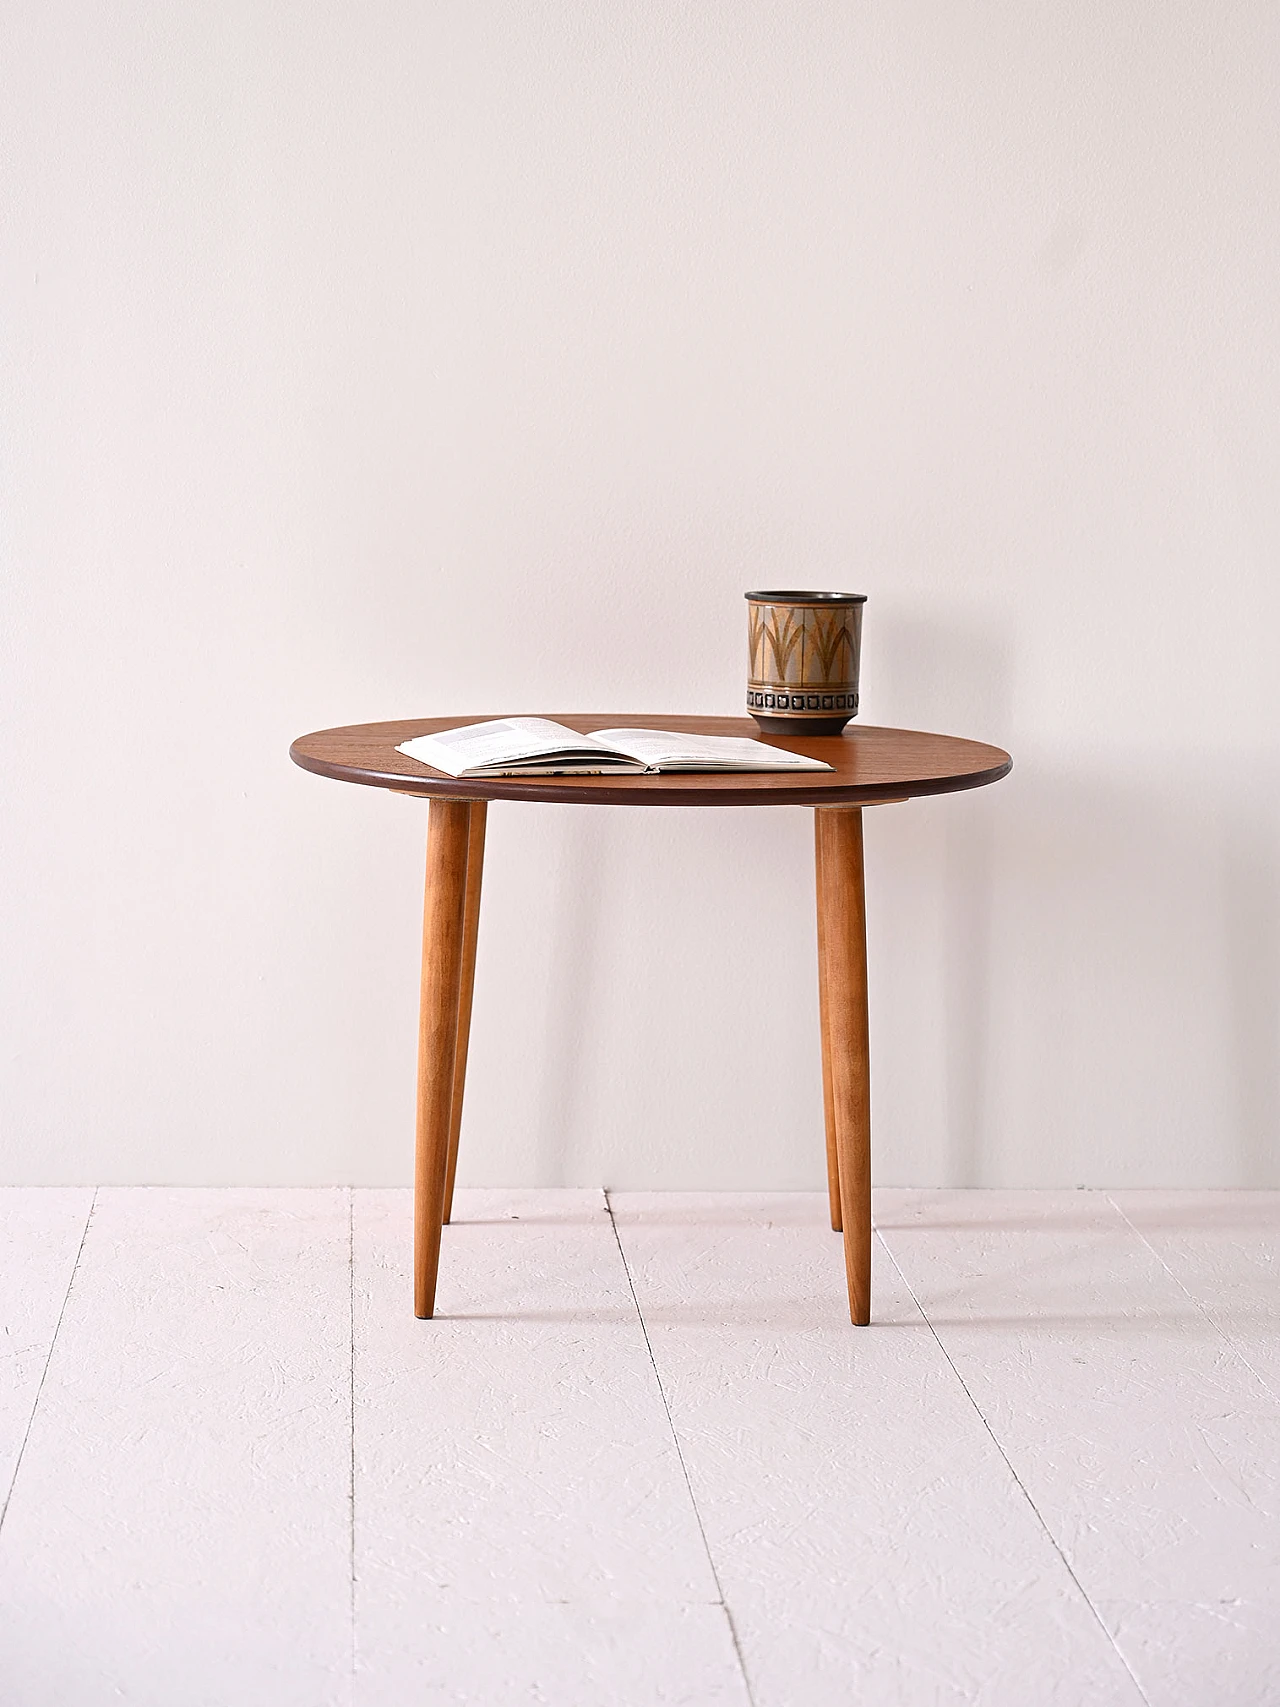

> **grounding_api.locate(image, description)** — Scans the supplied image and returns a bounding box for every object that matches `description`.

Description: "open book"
[396,718,834,778]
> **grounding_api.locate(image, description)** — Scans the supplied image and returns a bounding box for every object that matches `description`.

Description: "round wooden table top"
[290,715,1012,808]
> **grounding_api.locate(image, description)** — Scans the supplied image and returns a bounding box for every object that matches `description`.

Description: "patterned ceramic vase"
[745,590,866,735]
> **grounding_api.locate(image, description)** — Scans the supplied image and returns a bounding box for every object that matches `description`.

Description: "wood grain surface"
[817,808,873,1325]
[813,818,842,1235]
[413,800,471,1319]
[289,714,1011,808]
[442,802,487,1227]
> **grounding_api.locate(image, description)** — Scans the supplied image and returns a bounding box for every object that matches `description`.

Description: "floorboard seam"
[348,1187,357,1707]
[603,1191,758,1707]
[0,1186,97,1539]
[875,1227,1152,1707]
[1106,1194,1280,1409]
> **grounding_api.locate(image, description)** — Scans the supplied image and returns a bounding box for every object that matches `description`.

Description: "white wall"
[3,2,1277,1188]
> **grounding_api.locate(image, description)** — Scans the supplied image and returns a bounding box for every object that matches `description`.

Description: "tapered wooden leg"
[442,801,487,1225]
[814,812,842,1232]
[414,799,472,1318]
[816,807,872,1325]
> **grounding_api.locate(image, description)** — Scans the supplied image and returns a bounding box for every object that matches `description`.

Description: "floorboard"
[0,1188,94,1517]
[611,1191,1143,1707]
[0,1188,352,1706]
[1110,1191,1280,1402]
[878,1189,1280,1707]
[352,1188,749,1705]
[2,1186,1273,1704]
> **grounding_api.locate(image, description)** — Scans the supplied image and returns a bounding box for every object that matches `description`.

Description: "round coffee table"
[290,714,1012,1325]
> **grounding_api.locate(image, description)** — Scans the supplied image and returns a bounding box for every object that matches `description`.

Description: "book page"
[398,718,626,777]
[589,728,833,772]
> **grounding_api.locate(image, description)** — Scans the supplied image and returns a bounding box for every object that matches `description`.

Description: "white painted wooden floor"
[1,1190,1276,1705]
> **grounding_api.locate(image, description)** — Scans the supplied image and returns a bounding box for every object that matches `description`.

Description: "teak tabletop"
[289,713,1012,807]
[290,714,1012,1327]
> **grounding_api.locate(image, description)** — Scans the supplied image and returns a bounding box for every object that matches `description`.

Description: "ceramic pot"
[745,590,866,735]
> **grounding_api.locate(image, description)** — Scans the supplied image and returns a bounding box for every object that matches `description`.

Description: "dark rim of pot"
[744,590,867,604]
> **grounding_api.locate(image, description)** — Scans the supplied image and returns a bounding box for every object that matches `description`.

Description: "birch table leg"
[814,812,843,1233]
[414,798,471,1318]
[442,801,487,1225]
[816,806,872,1325]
